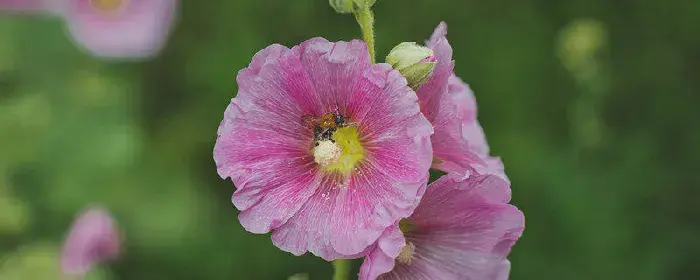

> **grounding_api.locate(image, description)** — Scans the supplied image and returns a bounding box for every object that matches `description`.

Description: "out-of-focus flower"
[386,42,436,90]
[416,22,507,183]
[58,0,178,59]
[214,38,433,260]
[0,0,46,12]
[61,207,121,277]
[358,173,524,280]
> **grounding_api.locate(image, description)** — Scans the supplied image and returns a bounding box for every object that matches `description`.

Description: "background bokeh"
[1,0,699,279]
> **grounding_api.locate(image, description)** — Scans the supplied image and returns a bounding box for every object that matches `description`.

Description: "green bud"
[386,42,436,89]
[329,0,354,14]
[330,0,376,13]
[353,0,376,8]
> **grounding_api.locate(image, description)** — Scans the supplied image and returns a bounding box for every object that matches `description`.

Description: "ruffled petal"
[358,225,405,280]
[416,23,454,123]
[494,259,511,280]
[431,74,508,183]
[215,43,326,234]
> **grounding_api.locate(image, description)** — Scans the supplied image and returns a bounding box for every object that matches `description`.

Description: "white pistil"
[397,242,416,265]
[314,140,342,166]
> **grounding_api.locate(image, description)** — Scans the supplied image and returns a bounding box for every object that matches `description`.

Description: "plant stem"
[354,5,376,64]
[332,259,352,280]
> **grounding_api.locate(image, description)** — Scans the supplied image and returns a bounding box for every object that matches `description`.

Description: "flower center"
[396,242,416,265]
[89,0,128,14]
[396,219,417,264]
[315,126,365,174]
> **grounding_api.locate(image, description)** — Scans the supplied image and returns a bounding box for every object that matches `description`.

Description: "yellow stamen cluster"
[315,126,365,174]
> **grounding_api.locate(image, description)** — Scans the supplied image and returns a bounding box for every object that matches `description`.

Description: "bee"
[302,111,353,145]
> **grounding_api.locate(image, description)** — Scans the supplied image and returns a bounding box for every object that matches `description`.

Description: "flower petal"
[215,43,326,233]
[358,225,405,280]
[297,38,372,113]
[494,259,511,280]
[416,23,454,123]
[0,0,47,12]
[430,75,509,184]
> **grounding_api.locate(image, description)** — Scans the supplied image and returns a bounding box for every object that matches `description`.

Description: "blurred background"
[1,0,699,279]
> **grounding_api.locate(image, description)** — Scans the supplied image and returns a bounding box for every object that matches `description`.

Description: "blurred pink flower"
[358,173,524,280]
[59,0,178,59]
[0,0,47,12]
[214,38,433,260]
[61,207,121,277]
[418,22,507,183]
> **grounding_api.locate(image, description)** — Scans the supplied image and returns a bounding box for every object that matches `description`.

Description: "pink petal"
[430,74,508,183]
[61,207,121,277]
[421,22,506,181]
[62,0,178,59]
[415,23,454,124]
[358,225,405,280]
[426,22,447,49]
[214,44,324,233]
[297,38,371,113]
[409,174,523,251]
[494,260,511,280]
[0,0,46,12]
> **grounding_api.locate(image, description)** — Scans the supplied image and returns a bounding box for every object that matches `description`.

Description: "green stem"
[332,259,352,280]
[354,5,376,64]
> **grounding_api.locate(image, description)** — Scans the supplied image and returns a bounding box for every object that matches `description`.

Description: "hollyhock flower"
[59,0,178,59]
[358,173,524,280]
[61,207,121,277]
[417,22,506,181]
[0,0,46,12]
[213,38,433,260]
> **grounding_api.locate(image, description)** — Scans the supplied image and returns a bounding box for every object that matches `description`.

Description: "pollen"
[320,126,365,174]
[396,242,416,265]
[313,140,343,166]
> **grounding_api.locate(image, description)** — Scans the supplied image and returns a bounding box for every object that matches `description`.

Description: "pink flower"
[0,0,47,12]
[61,207,121,277]
[358,173,524,280]
[418,22,506,182]
[213,38,433,260]
[59,0,178,59]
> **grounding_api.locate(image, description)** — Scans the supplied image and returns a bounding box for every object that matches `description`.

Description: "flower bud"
[329,0,376,13]
[329,0,354,14]
[353,0,376,8]
[386,42,436,89]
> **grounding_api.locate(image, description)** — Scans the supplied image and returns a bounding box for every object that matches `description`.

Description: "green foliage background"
[1,0,699,279]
